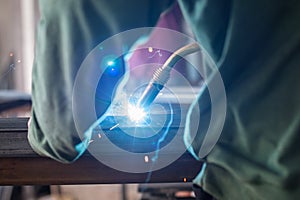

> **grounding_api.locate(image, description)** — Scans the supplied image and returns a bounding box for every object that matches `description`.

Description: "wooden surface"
[0,118,202,185]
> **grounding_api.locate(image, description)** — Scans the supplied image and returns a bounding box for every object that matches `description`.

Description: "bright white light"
[128,104,146,123]
[107,60,114,66]
[148,47,153,53]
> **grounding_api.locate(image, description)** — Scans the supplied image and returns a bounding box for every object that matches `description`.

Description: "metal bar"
[0,118,202,185]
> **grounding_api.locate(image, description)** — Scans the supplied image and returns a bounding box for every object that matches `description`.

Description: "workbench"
[0,117,202,185]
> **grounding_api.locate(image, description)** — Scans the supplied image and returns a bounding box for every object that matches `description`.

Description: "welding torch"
[136,42,201,110]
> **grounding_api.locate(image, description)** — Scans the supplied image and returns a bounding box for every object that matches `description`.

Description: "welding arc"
[137,42,201,109]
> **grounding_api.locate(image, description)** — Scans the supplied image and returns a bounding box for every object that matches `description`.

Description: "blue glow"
[104,59,121,77]
[108,67,119,76]
[152,103,173,161]
[145,103,174,183]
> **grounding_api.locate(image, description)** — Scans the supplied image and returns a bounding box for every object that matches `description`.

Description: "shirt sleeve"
[179,0,300,199]
[28,0,174,163]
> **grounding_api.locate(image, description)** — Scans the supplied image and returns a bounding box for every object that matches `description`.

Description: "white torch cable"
[152,42,201,85]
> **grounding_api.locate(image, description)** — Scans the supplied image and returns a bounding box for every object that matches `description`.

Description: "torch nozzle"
[136,42,201,110]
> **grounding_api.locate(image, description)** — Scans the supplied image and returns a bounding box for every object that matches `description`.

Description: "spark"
[148,47,153,53]
[148,49,162,58]
[144,155,149,163]
[88,139,94,144]
[109,123,119,131]
[107,60,114,66]
[183,177,187,182]
[128,104,147,123]
[17,59,21,63]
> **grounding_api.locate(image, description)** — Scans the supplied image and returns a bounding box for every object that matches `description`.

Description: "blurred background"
[0,0,37,117]
[0,0,39,92]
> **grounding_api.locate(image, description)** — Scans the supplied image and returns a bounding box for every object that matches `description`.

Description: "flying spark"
[148,47,153,53]
[88,139,94,144]
[109,123,120,131]
[144,155,149,163]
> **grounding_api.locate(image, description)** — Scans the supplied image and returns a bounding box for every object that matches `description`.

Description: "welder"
[28,0,300,199]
